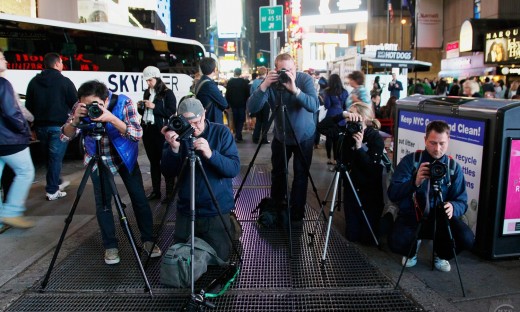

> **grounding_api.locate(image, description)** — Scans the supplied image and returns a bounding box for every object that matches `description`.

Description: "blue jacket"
[388,151,468,223]
[0,78,31,147]
[84,93,139,172]
[195,76,228,124]
[247,72,319,144]
[324,89,348,126]
[161,121,240,217]
[388,80,403,99]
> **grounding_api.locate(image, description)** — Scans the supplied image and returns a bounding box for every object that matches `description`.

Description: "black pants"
[142,124,173,194]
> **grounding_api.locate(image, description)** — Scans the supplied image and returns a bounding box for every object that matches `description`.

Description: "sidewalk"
[0,137,519,311]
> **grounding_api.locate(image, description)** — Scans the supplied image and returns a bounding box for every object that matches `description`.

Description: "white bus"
[0,13,206,104]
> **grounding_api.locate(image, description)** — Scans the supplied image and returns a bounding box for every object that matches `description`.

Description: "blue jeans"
[0,147,35,218]
[90,163,153,249]
[36,126,69,194]
[270,137,314,214]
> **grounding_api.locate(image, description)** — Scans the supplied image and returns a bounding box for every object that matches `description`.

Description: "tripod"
[308,133,380,265]
[395,182,466,297]
[40,125,153,296]
[234,87,323,258]
[152,134,242,311]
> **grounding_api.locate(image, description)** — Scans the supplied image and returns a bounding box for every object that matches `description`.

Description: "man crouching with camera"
[387,120,474,272]
[160,98,240,261]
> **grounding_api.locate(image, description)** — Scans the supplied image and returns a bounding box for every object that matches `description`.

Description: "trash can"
[393,95,520,259]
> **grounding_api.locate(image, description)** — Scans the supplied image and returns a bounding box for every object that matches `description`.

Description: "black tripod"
[40,125,153,296]
[308,134,380,265]
[395,182,466,297]
[234,87,323,258]
[152,132,242,311]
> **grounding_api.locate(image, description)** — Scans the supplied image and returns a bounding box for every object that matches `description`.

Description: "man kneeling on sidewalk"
[387,121,474,272]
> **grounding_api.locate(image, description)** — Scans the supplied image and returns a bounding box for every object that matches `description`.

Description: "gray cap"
[177,97,205,120]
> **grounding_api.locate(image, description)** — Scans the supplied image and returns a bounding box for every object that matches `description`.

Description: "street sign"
[259,5,284,33]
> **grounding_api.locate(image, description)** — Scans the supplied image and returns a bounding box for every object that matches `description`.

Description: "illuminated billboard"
[216,0,243,38]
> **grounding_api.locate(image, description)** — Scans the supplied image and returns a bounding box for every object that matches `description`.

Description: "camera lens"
[429,160,447,182]
[87,102,103,119]
[346,121,362,135]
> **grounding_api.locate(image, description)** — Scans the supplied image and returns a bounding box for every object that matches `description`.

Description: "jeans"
[271,136,314,215]
[388,214,475,260]
[90,163,153,249]
[0,147,35,218]
[232,107,246,140]
[36,126,69,194]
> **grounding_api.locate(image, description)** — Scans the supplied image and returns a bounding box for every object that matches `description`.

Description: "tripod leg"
[100,162,153,296]
[321,171,341,265]
[340,168,380,247]
[308,168,338,240]
[442,214,466,297]
[395,221,424,290]
[41,157,96,290]
[234,110,277,206]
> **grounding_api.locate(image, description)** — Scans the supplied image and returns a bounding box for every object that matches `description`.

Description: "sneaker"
[1,216,35,229]
[46,190,67,201]
[104,248,120,265]
[143,241,162,258]
[434,256,451,272]
[58,180,70,191]
[401,255,418,267]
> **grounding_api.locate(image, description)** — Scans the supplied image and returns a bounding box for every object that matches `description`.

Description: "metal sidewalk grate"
[233,164,271,187]
[7,291,422,311]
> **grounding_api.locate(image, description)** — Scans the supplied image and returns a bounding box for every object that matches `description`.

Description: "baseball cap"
[177,98,205,120]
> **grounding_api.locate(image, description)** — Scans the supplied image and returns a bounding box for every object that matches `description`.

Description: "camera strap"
[108,94,118,112]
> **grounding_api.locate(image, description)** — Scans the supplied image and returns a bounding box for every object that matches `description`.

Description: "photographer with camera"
[246,53,319,222]
[61,80,160,265]
[161,98,240,261]
[335,102,385,244]
[387,121,475,272]
[138,66,177,201]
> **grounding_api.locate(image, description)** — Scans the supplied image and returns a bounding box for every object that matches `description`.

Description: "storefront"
[438,54,495,79]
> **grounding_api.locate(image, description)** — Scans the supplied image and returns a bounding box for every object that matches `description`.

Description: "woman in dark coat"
[139,66,177,201]
[338,102,384,244]
[323,74,348,165]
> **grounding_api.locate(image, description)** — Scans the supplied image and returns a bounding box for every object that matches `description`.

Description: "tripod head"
[76,121,106,140]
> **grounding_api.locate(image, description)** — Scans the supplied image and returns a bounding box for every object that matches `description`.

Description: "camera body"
[345,121,363,135]
[277,68,290,84]
[137,100,146,110]
[167,115,195,141]
[429,159,448,183]
[86,101,103,119]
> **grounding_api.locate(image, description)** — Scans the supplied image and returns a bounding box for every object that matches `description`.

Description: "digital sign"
[502,139,520,235]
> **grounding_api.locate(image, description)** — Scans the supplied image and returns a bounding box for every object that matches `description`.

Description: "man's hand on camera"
[162,127,180,153]
[415,162,430,187]
[70,103,88,126]
[193,137,212,159]
[443,202,454,219]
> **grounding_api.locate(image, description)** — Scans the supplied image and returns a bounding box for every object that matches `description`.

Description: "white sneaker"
[104,248,120,265]
[46,190,67,201]
[59,180,71,191]
[401,255,418,267]
[434,256,451,272]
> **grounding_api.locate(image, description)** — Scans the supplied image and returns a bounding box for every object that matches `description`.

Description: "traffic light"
[257,52,266,65]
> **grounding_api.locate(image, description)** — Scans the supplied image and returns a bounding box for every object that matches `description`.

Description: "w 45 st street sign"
[259,5,283,33]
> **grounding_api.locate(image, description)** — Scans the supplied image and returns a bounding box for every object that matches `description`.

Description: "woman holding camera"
[340,102,384,244]
[139,66,177,201]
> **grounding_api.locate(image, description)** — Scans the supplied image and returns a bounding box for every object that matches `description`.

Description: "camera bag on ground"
[252,197,278,228]
[161,237,226,288]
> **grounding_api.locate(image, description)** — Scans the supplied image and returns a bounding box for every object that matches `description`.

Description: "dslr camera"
[429,159,447,183]
[137,100,146,110]
[85,101,103,119]
[277,68,291,84]
[166,115,195,141]
[345,121,363,135]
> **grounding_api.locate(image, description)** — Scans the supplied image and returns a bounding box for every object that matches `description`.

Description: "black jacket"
[225,77,250,109]
[139,87,177,128]
[0,78,31,148]
[25,68,77,127]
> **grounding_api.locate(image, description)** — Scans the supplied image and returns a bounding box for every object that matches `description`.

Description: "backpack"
[252,197,279,228]
[178,79,210,105]
[160,237,226,288]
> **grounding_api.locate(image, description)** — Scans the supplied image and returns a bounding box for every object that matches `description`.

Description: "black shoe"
[261,139,270,144]
[147,191,161,200]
